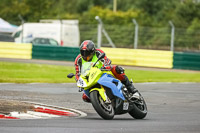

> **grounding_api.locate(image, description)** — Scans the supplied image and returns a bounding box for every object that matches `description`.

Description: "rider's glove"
[100,66,106,70]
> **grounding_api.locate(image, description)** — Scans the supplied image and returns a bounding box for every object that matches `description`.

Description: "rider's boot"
[122,75,140,100]
[82,93,91,103]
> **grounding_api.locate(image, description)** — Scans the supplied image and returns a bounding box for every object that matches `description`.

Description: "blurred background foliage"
[0,0,200,50]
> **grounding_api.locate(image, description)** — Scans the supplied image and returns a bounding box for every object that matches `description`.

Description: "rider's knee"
[115,65,125,74]
[111,65,125,81]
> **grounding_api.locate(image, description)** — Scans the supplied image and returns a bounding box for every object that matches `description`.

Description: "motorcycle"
[67,53,147,120]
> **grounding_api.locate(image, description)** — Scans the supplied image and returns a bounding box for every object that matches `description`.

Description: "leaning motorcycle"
[67,53,147,120]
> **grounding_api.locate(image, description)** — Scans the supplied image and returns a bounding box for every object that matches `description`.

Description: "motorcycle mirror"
[67,73,75,78]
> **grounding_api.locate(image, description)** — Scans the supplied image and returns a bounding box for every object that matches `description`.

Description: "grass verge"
[0,61,200,83]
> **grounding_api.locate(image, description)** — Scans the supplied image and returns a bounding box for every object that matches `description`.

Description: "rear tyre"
[90,90,114,120]
[129,92,147,119]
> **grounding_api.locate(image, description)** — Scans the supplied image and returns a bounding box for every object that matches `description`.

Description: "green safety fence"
[32,45,80,61]
[173,52,200,70]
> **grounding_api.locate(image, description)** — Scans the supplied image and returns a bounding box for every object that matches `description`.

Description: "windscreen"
[81,62,94,76]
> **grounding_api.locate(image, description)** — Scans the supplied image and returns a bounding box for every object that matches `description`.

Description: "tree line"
[0,0,199,26]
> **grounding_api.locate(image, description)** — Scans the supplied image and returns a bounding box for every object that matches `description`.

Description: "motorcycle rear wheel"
[90,90,114,120]
[129,92,147,119]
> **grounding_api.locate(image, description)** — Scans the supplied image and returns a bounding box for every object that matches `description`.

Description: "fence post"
[169,21,175,51]
[95,16,102,48]
[132,19,139,49]
[95,16,116,48]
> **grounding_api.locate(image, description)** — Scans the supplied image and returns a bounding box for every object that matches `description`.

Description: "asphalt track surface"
[0,83,200,133]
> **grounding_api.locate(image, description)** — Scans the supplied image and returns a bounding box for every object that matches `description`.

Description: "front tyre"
[90,90,114,120]
[129,92,147,119]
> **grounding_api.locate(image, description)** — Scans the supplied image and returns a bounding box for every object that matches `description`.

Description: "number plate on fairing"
[123,102,129,110]
[77,77,87,87]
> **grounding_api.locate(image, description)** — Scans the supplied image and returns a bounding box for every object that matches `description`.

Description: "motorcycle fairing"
[78,67,102,89]
[90,87,107,101]
[97,73,125,100]
[84,86,107,102]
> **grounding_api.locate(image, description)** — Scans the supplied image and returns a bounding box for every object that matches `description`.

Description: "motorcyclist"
[74,40,138,102]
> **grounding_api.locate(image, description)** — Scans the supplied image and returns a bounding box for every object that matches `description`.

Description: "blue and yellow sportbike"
[67,53,147,120]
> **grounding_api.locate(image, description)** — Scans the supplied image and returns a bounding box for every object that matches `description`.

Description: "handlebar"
[100,68,111,71]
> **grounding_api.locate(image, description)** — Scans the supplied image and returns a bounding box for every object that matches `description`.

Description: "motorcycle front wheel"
[90,90,114,120]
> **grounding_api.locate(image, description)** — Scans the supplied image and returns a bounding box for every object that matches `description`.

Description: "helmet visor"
[81,50,91,57]
[81,50,93,61]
